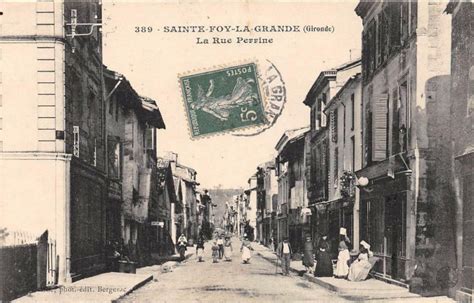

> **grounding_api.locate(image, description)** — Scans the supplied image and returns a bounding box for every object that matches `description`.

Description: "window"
[109,97,114,115]
[333,147,339,188]
[321,93,327,127]
[351,93,355,131]
[310,107,315,130]
[410,1,417,35]
[343,105,346,144]
[388,2,401,54]
[401,1,409,44]
[351,136,355,172]
[377,8,388,67]
[92,138,97,167]
[365,111,373,166]
[372,94,389,161]
[115,99,119,122]
[331,109,338,143]
[73,126,80,157]
[398,82,408,152]
[367,20,377,78]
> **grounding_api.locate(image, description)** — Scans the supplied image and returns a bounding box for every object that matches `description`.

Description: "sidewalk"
[14,251,194,303]
[252,242,454,302]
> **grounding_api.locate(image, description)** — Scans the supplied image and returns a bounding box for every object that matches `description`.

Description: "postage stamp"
[179,63,268,138]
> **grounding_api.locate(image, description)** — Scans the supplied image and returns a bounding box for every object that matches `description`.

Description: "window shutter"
[389,2,401,53]
[372,94,388,161]
[320,99,327,127]
[330,110,338,142]
[362,31,368,82]
[145,127,154,150]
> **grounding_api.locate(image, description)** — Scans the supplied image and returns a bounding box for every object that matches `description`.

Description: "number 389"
[135,26,153,33]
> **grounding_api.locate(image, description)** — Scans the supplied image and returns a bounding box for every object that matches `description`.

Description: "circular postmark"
[232,59,286,136]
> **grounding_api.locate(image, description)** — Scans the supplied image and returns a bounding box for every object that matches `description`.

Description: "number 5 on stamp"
[179,63,267,138]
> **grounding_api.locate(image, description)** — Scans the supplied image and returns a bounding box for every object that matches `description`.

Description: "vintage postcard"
[0,0,472,302]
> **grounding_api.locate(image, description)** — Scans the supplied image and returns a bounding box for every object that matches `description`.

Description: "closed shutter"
[389,2,401,53]
[362,31,368,82]
[145,127,154,150]
[372,94,388,161]
[330,110,338,142]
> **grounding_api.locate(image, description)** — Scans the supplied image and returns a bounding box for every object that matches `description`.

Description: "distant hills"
[207,188,243,228]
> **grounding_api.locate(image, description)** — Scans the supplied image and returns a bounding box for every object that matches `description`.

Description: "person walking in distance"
[302,235,315,274]
[223,235,233,261]
[277,238,292,276]
[196,236,205,262]
[212,240,220,263]
[240,234,252,264]
[217,235,224,259]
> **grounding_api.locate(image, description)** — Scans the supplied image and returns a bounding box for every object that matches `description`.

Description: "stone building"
[303,59,360,256]
[355,1,455,295]
[323,63,362,253]
[165,152,199,243]
[446,1,474,301]
[254,161,277,247]
[0,0,106,282]
[275,126,310,252]
[156,158,178,256]
[104,69,165,265]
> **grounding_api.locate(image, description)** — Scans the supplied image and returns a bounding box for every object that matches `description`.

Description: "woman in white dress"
[348,240,373,281]
[240,234,252,264]
[223,236,233,261]
[334,228,351,278]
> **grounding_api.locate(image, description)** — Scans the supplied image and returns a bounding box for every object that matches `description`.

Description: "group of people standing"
[195,233,234,263]
[288,228,375,282]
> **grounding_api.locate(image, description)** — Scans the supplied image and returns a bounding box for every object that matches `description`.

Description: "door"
[384,195,403,279]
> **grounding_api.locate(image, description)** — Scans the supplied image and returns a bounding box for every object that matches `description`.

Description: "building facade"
[323,61,362,254]
[446,1,474,301]
[0,0,106,282]
[303,59,360,257]
[275,127,310,252]
[355,1,455,295]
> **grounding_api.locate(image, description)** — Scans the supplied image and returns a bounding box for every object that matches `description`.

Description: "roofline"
[324,73,361,113]
[355,1,375,18]
[445,0,459,14]
[274,126,310,151]
[303,70,337,106]
[104,67,166,129]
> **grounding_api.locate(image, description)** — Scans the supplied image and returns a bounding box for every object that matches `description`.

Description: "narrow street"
[119,238,348,303]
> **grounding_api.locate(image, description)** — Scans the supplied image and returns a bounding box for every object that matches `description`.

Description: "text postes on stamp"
[180,63,267,138]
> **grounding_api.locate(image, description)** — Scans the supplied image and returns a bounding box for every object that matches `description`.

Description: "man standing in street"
[277,238,292,276]
[217,235,224,259]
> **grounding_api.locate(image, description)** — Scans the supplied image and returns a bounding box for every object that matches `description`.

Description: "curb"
[112,274,153,303]
[113,252,194,302]
[255,246,422,301]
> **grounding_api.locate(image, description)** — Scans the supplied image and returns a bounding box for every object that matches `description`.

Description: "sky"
[102,1,362,189]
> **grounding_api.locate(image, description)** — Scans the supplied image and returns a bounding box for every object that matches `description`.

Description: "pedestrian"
[334,228,351,278]
[196,236,205,262]
[277,238,292,276]
[217,235,224,259]
[240,234,252,264]
[348,241,373,281]
[314,234,333,277]
[223,236,233,261]
[302,235,315,274]
[212,240,220,263]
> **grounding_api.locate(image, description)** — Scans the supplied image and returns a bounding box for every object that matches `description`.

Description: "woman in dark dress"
[302,235,315,273]
[314,235,333,277]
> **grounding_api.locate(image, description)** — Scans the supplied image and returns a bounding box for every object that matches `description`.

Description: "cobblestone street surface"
[119,238,348,303]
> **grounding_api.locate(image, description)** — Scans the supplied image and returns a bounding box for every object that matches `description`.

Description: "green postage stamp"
[179,63,268,138]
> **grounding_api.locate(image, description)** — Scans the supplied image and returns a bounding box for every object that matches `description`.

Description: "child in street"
[212,240,220,263]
